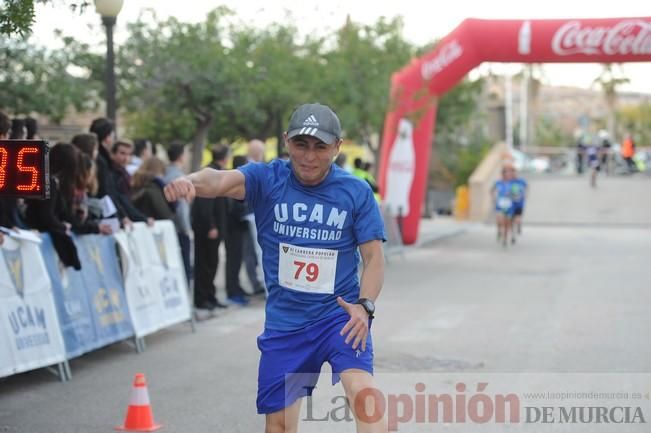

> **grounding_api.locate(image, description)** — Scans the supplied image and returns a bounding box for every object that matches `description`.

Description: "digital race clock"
[0,140,50,199]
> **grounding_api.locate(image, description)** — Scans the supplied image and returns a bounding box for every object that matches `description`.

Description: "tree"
[0,36,100,121]
[593,63,629,136]
[119,7,253,170]
[534,116,572,147]
[220,20,323,155]
[322,16,415,155]
[435,78,488,187]
[617,103,651,146]
[0,1,89,38]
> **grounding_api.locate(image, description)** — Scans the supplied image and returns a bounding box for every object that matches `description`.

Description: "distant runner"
[510,168,528,235]
[492,164,516,246]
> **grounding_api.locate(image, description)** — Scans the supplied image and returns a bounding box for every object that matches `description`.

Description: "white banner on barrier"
[114,221,191,338]
[0,236,66,378]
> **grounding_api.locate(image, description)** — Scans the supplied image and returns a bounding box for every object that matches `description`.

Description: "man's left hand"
[337,296,369,351]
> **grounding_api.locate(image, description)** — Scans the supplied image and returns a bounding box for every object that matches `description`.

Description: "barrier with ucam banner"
[114,221,192,339]
[0,220,191,380]
[41,233,134,360]
[378,17,651,245]
[0,235,67,379]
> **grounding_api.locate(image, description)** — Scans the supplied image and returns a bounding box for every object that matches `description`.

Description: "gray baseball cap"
[287,103,342,144]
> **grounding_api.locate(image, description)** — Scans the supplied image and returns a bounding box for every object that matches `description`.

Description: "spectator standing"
[164,142,193,282]
[131,157,175,220]
[24,143,82,269]
[621,134,637,173]
[242,139,266,295]
[109,139,152,225]
[127,138,153,175]
[191,145,229,314]
[163,142,192,283]
[224,155,252,305]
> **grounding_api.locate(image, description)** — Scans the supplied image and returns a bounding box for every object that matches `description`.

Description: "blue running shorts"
[256,311,374,414]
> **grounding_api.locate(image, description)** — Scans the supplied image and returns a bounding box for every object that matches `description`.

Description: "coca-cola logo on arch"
[552,19,651,56]
[421,40,463,80]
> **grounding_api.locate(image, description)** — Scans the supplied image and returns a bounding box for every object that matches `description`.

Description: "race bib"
[497,197,512,210]
[278,243,338,294]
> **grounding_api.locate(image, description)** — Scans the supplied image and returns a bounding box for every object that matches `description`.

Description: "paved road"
[524,172,651,226]
[2,174,650,432]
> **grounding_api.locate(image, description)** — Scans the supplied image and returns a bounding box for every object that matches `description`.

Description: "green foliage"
[0,1,90,37]
[435,78,487,187]
[116,10,417,169]
[220,20,323,150]
[450,140,491,187]
[0,0,35,37]
[321,16,415,147]
[5,7,488,178]
[437,78,484,133]
[534,116,573,147]
[117,7,246,168]
[0,36,100,122]
[618,103,651,146]
[123,109,196,146]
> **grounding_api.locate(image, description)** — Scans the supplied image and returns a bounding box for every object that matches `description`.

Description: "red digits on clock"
[0,147,7,190]
[17,147,40,191]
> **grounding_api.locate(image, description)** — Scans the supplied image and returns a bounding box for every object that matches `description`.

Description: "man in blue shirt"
[165,103,387,432]
[492,163,516,246]
[510,171,528,234]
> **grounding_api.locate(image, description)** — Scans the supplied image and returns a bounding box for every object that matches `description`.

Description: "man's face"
[502,167,515,180]
[112,144,132,168]
[285,134,341,186]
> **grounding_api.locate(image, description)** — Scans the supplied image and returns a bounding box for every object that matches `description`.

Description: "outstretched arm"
[164,168,246,202]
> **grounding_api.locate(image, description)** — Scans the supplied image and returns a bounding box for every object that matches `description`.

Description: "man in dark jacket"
[191,144,230,313]
[89,118,151,227]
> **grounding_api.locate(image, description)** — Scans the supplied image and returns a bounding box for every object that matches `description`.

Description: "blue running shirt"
[238,160,386,331]
[510,178,527,206]
[494,179,514,213]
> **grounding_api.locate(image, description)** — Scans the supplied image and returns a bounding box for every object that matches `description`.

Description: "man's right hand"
[164,177,196,202]
[207,228,219,240]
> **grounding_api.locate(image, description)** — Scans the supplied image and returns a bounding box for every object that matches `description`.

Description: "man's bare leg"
[340,369,388,433]
[265,398,302,433]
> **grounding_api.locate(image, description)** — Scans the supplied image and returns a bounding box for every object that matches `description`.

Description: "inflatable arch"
[378,17,651,244]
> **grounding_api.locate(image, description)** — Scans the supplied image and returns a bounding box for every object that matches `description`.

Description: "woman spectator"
[74,151,110,234]
[25,143,81,269]
[72,133,99,161]
[72,133,109,224]
[131,157,175,220]
[224,155,253,304]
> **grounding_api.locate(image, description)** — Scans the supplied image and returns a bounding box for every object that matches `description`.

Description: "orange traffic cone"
[115,373,162,432]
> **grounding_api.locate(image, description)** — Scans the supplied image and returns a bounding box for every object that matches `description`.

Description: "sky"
[30,0,651,94]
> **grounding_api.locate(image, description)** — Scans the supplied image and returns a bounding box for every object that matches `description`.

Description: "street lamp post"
[94,0,124,124]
